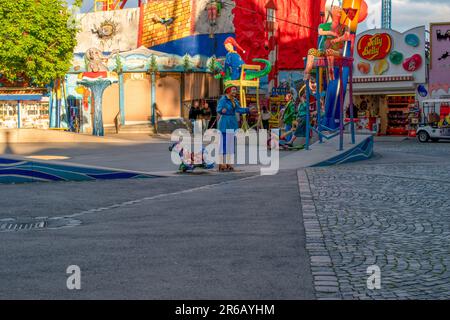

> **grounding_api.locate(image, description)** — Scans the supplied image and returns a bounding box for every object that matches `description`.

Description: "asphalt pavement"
[1,137,449,299]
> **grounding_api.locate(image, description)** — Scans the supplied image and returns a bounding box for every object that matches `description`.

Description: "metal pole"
[17,101,21,128]
[316,66,322,143]
[305,79,311,150]
[119,72,125,125]
[349,62,355,144]
[48,87,54,128]
[339,65,344,151]
[56,80,61,128]
[62,76,68,129]
[151,72,156,126]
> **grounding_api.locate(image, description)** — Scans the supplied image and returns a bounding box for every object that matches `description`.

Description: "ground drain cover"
[0,217,81,232]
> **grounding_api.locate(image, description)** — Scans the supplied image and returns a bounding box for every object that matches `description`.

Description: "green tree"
[182,54,193,72]
[146,54,158,73]
[0,0,83,86]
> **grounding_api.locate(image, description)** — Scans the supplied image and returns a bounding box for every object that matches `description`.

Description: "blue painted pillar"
[316,66,322,143]
[349,63,355,144]
[62,75,69,129]
[17,101,21,128]
[119,73,125,125]
[305,80,311,151]
[91,82,109,136]
[56,82,61,128]
[77,79,116,136]
[151,72,156,126]
[339,65,344,151]
[49,89,54,128]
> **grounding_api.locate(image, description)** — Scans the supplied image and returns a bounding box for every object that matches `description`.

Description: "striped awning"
[0,94,43,101]
[0,88,46,101]
[353,75,414,83]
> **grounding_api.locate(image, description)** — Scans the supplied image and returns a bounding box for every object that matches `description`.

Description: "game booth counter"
[352,26,427,137]
[0,77,50,130]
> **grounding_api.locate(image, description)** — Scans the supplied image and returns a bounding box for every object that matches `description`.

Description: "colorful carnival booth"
[0,77,49,129]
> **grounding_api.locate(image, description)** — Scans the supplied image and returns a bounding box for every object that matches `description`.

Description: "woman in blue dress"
[217,83,249,171]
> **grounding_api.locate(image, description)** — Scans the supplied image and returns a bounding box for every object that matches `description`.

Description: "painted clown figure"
[224,37,246,81]
[217,83,249,171]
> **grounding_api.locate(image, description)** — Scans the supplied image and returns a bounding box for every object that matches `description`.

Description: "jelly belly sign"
[357,33,392,61]
[353,27,426,83]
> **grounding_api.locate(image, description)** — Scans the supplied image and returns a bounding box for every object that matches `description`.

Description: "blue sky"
[360,0,450,32]
[68,0,450,32]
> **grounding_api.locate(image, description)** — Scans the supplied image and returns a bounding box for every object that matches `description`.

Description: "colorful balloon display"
[358,0,368,23]
[405,34,420,47]
[403,54,423,72]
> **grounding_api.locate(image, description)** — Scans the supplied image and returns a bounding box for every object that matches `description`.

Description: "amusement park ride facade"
[0,0,443,142]
[59,0,326,136]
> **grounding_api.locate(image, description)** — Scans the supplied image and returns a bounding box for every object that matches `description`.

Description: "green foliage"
[207,56,217,73]
[182,54,193,72]
[0,0,81,86]
[147,54,158,73]
[114,55,123,73]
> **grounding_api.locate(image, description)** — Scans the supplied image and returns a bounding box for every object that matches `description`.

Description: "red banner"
[233,0,323,69]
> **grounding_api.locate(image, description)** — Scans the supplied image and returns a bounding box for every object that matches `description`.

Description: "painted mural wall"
[140,0,193,48]
[429,23,450,98]
[233,0,322,69]
[74,8,140,53]
[193,0,235,35]
[140,0,233,58]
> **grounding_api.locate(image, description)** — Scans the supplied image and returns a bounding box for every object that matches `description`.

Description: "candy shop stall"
[352,26,427,136]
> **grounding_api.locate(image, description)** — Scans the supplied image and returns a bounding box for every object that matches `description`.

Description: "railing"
[149,113,158,134]
[311,121,353,140]
[305,56,356,151]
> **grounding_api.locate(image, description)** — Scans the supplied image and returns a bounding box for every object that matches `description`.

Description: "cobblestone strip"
[306,164,450,300]
[297,169,342,300]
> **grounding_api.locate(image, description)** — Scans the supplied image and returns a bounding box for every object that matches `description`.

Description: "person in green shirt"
[282,93,296,141]
[294,95,308,138]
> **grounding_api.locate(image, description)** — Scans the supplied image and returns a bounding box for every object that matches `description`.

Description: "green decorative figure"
[182,54,193,72]
[210,58,272,82]
[147,54,158,73]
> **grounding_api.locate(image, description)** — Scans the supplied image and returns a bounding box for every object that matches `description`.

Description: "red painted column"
[137,2,145,47]
[190,0,197,35]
